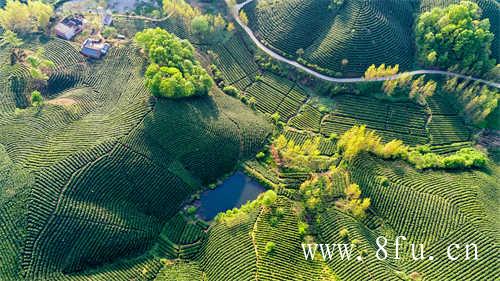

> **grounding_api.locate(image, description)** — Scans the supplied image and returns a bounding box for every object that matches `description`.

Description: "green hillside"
[244,0,499,76]
[0,37,270,280]
[0,0,498,280]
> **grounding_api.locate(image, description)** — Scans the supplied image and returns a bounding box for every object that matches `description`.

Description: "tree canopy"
[0,0,53,34]
[416,1,496,75]
[134,28,213,99]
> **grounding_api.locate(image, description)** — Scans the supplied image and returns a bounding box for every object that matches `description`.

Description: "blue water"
[197,171,266,221]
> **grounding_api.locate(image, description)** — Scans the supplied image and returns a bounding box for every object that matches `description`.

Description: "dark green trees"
[134,28,213,98]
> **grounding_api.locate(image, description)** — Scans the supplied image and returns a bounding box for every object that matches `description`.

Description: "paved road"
[232,0,500,88]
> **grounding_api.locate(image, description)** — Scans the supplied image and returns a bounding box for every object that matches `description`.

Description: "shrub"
[261,190,277,208]
[374,139,408,159]
[298,222,309,237]
[256,151,266,160]
[30,90,43,106]
[222,85,239,97]
[339,228,349,239]
[265,241,276,254]
[102,26,117,39]
[186,205,198,215]
[442,148,488,169]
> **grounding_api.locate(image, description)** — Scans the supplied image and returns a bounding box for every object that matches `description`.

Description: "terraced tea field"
[0,0,498,280]
[243,0,500,76]
[0,36,270,280]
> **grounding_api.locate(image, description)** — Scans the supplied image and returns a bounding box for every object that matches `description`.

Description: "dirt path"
[231,0,500,89]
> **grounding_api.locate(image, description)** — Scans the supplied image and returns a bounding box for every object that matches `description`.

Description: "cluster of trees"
[163,0,234,42]
[364,64,437,105]
[383,74,437,105]
[214,190,277,223]
[335,183,371,219]
[443,78,498,127]
[299,175,334,214]
[363,64,399,79]
[408,147,487,170]
[272,135,334,172]
[337,125,408,161]
[134,28,213,98]
[416,1,496,76]
[0,0,53,34]
[338,125,488,170]
[1,30,54,97]
[26,47,55,84]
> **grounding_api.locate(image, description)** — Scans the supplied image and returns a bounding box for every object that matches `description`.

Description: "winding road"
[231,0,500,88]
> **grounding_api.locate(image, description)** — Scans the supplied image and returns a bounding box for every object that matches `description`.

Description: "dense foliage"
[30,90,43,106]
[134,28,213,98]
[272,135,333,172]
[443,78,498,127]
[364,64,437,105]
[335,183,370,219]
[163,0,230,42]
[0,0,53,34]
[338,125,487,170]
[416,1,496,75]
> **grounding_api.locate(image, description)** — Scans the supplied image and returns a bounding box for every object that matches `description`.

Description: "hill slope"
[244,0,499,76]
[0,38,270,279]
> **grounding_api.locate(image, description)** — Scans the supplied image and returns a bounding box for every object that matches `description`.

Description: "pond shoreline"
[193,171,267,221]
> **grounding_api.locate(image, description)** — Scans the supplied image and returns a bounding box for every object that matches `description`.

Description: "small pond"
[196,171,266,221]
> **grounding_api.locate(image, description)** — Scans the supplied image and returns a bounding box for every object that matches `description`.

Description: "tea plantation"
[0,0,498,280]
[243,0,500,76]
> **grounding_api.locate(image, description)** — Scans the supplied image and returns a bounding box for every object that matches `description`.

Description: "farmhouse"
[80,39,110,59]
[54,15,85,40]
[103,10,113,26]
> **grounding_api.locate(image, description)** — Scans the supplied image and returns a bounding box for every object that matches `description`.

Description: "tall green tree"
[134,28,213,99]
[416,1,495,75]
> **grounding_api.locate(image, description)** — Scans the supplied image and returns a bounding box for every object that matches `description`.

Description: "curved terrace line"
[232,0,500,89]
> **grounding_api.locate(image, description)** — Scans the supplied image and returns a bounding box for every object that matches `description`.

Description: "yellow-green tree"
[239,10,249,25]
[336,183,371,219]
[272,135,333,172]
[0,0,53,34]
[337,125,381,161]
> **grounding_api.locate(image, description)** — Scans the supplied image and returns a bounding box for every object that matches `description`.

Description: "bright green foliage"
[191,15,210,35]
[134,28,213,98]
[222,85,239,97]
[364,64,399,79]
[0,0,53,33]
[416,1,496,75]
[272,134,333,171]
[261,190,277,208]
[443,78,498,127]
[26,47,55,82]
[407,147,488,169]
[264,241,276,254]
[337,125,382,161]
[339,227,349,239]
[338,125,486,170]
[30,90,43,106]
[0,30,23,48]
[299,175,334,212]
[374,139,409,159]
